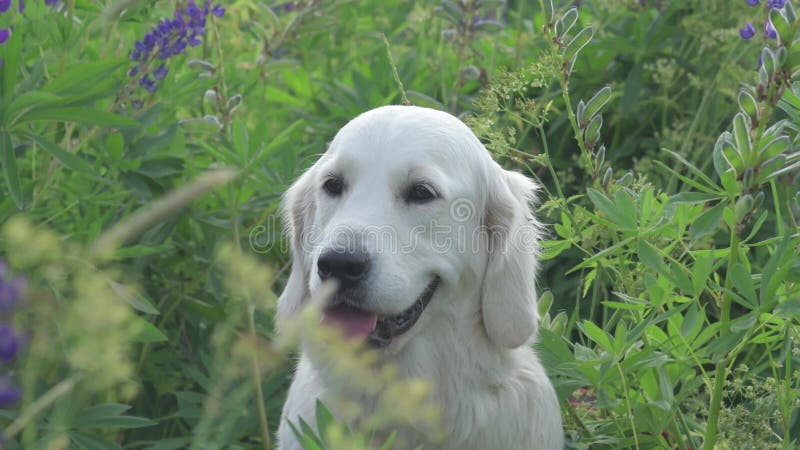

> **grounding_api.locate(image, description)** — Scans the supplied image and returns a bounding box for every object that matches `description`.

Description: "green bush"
[0,0,798,449]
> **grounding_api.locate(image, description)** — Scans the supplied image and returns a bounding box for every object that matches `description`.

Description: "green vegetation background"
[0,0,798,449]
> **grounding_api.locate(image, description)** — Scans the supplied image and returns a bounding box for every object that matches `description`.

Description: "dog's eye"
[406,183,437,203]
[323,177,344,196]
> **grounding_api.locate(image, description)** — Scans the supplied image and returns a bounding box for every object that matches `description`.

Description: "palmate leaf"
[586,188,637,230]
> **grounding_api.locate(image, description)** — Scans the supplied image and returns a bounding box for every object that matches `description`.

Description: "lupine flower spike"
[0,261,24,408]
[128,0,226,95]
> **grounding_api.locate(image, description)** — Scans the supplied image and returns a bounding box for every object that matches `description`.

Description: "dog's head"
[278,105,541,350]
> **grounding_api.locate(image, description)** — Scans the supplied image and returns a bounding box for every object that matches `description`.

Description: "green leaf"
[538,290,554,316]
[613,189,638,228]
[108,280,160,315]
[70,432,123,450]
[667,192,724,205]
[564,26,593,60]
[760,233,795,307]
[653,159,721,195]
[661,148,719,190]
[680,304,702,338]
[21,132,104,181]
[378,432,398,450]
[707,329,747,362]
[732,113,753,166]
[582,86,612,125]
[638,240,666,274]
[540,239,572,260]
[691,252,716,297]
[16,107,138,128]
[74,406,155,429]
[713,132,734,176]
[293,417,323,450]
[587,188,636,229]
[43,59,126,97]
[0,28,22,101]
[758,135,789,161]
[130,315,168,343]
[0,131,23,209]
[3,91,62,126]
[719,169,740,197]
[583,114,602,144]
[581,320,613,353]
[76,403,131,422]
[730,263,757,309]
[560,8,579,37]
[737,89,759,119]
[541,0,555,23]
[315,399,336,444]
[688,202,726,240]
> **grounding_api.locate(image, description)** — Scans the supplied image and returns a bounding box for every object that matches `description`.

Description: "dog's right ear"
[277,169,317,322]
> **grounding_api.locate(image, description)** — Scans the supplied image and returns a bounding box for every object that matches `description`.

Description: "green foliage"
[0,0,798,449]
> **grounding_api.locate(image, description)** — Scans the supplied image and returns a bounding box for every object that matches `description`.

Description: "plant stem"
[537,124,565,199]
[560,81,595,175]
[249,306,272,450]
[702,211,740,450]
[617,362,640,450]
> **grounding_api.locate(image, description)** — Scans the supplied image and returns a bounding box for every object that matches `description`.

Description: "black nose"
[317,249,370,287]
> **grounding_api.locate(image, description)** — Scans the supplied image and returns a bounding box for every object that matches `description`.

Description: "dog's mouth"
[320,277,440,348]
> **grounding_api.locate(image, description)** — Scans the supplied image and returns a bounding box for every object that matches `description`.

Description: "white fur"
[276,105,563,450]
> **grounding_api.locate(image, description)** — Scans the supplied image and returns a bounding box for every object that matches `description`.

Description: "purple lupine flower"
[271,2,295,13]
[153,65,168,80]
[127,0,225,94]
[0,262,24,408]
[0,324,19,363]
[0,262,24,311]
[1,0,11,67]
[747,0,760,5]
[765,20,777,39]
[139,74,157,93]
[0,377,21,406]
[767,0,785,8]
[740,22,756,39]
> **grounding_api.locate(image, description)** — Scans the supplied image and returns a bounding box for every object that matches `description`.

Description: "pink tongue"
[321,305,378,340]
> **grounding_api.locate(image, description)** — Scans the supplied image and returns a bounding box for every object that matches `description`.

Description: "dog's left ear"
[481,163,541,348]
[277,168,317,324]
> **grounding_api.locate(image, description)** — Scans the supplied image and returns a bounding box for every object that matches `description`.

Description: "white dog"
[276,105,563,450]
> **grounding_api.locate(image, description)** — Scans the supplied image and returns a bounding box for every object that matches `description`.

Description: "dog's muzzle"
[320,277,440,348]
[367,277,440,348]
